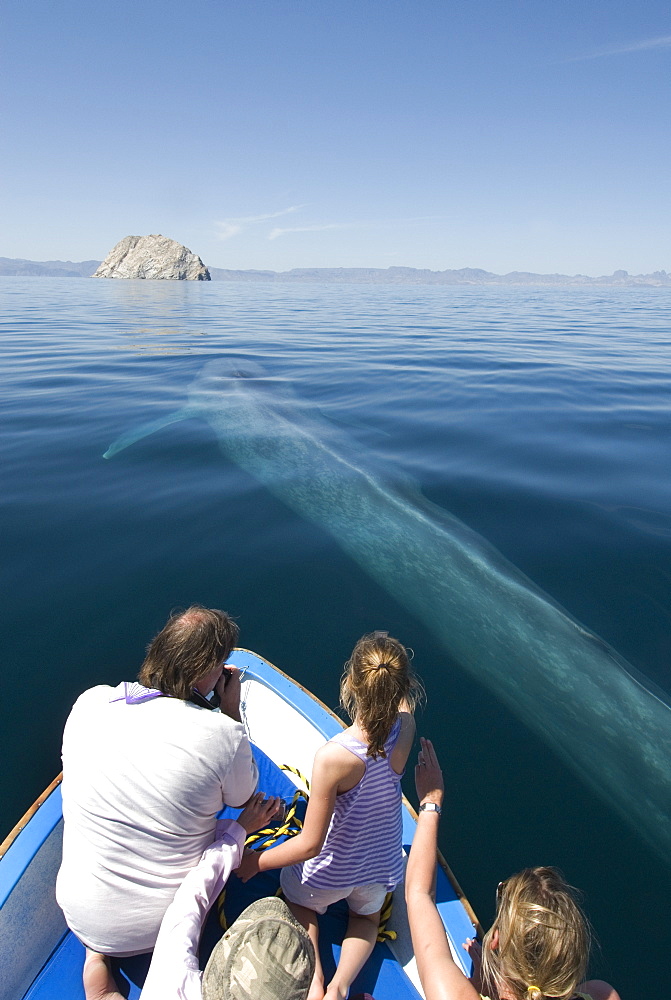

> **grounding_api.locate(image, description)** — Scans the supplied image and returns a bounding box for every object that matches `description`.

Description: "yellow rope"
[217,764,395,942]
[244,786,308,849]
[279,764,311,794]
[216,888,227,929]
[377,891,396,942]
[218,765,309,929]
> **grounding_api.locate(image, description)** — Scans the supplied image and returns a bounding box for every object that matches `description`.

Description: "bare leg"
[83,949,124,1000]
[286,901,325,1000]
[324,907,381,1000]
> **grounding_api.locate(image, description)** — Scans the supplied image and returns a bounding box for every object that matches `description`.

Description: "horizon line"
[1,255,669,282]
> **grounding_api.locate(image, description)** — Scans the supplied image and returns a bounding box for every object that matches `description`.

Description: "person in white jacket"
[57,606,258,957]
[83,793,315,1000]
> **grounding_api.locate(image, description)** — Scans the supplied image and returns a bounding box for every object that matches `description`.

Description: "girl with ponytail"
[238,632,422,1000]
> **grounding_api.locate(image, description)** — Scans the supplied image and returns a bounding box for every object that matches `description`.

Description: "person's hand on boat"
[463,936,483,991]
[237,792,283,835]
[414,736,444,809]
[236,846,262,881]
[216,664,242,722]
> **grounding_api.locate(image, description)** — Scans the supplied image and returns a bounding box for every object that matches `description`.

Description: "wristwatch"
[419,802,441,814]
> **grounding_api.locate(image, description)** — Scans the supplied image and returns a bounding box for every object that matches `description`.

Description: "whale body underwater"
[105,362,671,861]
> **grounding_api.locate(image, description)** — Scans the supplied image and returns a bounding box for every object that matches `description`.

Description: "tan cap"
[202,896,315,1000]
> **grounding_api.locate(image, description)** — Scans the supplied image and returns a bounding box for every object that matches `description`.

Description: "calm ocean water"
[2,277,670,995]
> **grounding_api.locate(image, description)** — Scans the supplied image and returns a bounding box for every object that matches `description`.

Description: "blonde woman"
[238,632,422,1000]
[406,738,621,1000]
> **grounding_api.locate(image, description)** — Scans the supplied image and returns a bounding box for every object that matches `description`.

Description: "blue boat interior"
[16,744,423,999]
[4,649,474,999]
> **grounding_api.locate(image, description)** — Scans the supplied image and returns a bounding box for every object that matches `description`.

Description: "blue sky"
[3,0,670,274]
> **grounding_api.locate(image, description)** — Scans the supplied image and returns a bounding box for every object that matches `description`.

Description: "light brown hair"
[138,605,239,700]
[481,867,591,1000]
[340,632,423,758]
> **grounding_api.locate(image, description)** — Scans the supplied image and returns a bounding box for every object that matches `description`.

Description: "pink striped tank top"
[296,717,404,891]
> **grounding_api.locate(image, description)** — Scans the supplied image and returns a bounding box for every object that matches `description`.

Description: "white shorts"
[280,865,387,916]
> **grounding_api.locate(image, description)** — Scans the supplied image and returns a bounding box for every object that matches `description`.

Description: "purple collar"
[109,681,166,704]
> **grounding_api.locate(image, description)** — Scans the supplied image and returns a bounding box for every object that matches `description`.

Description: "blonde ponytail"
[340,633,423,758]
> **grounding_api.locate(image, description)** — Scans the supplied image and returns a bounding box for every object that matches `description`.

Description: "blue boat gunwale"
[0,774,63,907]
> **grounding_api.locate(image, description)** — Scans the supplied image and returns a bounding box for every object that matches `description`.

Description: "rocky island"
[92,235,210,280]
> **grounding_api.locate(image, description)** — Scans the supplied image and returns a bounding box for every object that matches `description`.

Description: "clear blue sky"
[3,0,670,274]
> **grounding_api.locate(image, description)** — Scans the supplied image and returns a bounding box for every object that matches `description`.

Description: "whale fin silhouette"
[103,407,199,459]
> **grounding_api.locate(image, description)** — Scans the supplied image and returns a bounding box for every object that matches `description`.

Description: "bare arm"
[405,738,480,1000]
[390,705,417,774]
[236,742,350,880]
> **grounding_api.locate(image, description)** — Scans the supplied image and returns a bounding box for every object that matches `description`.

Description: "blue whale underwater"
[105,361,671,861]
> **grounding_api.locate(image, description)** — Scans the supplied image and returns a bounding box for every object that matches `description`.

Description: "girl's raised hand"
[415,737,444,809]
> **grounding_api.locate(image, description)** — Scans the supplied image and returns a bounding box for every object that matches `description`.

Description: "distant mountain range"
[1,256,670,286]
[0,257,103,278]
